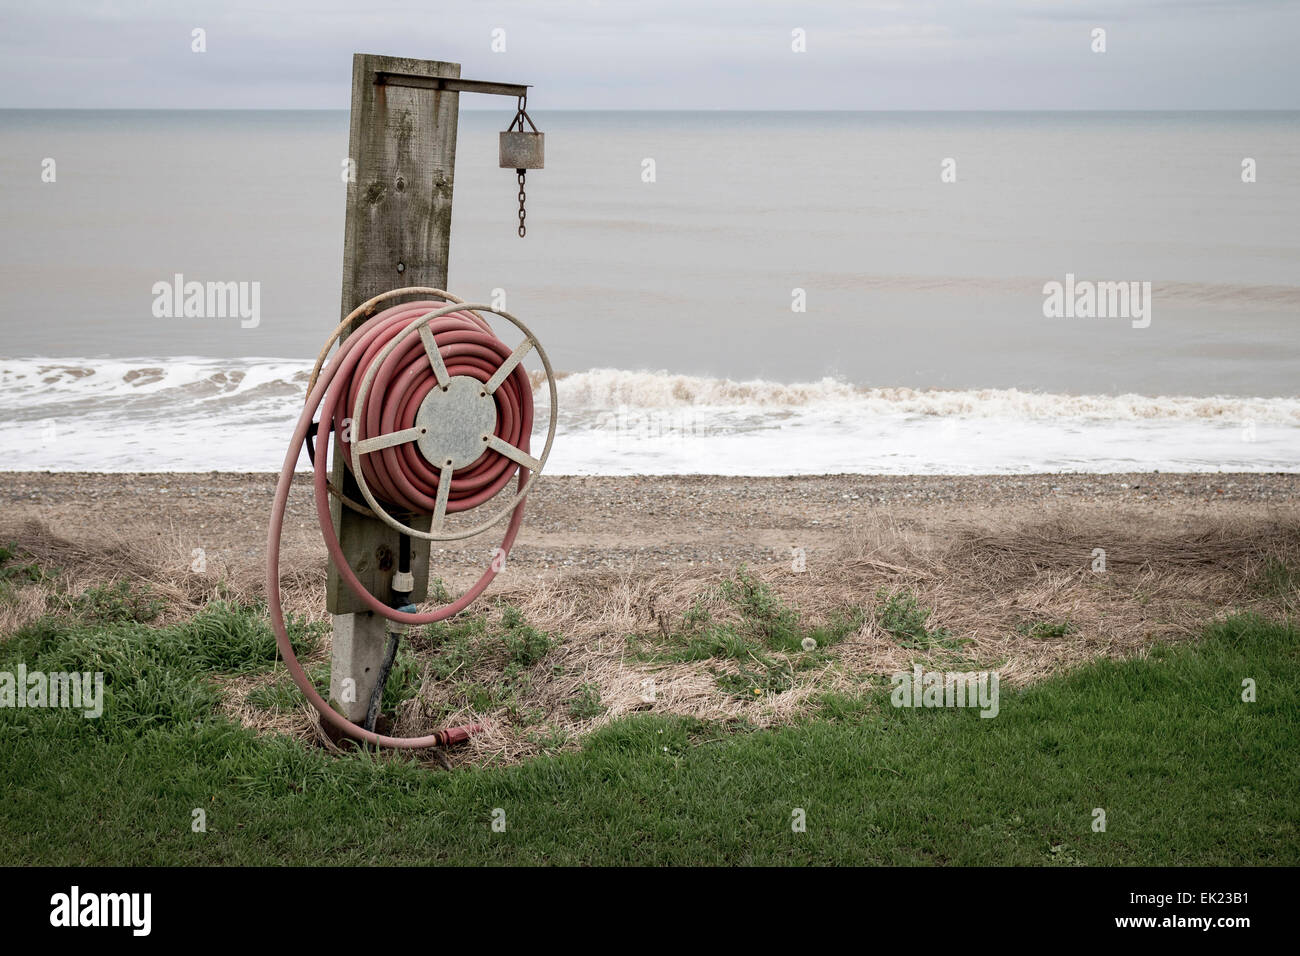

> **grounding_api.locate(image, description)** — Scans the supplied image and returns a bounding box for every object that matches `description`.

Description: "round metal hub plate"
[414,375,497,470]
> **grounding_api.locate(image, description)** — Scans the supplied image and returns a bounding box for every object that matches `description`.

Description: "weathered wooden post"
[327,54,534,723]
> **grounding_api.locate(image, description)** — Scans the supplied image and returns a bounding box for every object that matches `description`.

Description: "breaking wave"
[2,358,1298,474]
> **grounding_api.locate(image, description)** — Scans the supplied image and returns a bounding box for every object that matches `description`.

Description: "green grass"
[408,604,557,724]
[0,584,1296,864]
[247,670,325,712]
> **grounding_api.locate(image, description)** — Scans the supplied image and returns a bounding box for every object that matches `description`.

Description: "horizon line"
[2,106,1299,113]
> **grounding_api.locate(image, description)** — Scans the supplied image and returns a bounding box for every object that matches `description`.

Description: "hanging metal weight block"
[499,129,544,170]
[501,99,543,237]
[499,99,544,170]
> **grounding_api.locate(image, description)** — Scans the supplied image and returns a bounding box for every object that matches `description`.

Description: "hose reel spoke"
[432,463,454,530]
[485,433,542,472]
[418,323,450,387]
[355,426,425,455]
[484,338,534,395]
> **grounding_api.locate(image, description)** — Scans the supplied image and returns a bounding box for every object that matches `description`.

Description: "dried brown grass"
[3,509,1297,767]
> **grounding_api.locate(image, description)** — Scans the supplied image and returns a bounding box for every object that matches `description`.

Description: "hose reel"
[266,287,557,749]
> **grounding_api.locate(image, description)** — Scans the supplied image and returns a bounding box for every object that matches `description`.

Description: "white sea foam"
[2,359,1297,474]
[555,368,1300,422]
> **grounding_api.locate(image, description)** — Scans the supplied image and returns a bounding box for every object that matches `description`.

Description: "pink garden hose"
[266,290,552,748]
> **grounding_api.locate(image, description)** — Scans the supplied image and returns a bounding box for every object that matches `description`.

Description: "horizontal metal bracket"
[374,72,531,98]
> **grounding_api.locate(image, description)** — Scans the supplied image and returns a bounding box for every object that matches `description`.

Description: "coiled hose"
[266,291,537,748]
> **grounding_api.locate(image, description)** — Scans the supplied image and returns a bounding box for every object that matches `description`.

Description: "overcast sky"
[1,0,1297,110]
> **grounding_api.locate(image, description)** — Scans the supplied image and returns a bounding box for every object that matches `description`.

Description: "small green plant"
[423,615,487,680]
[512,705,546,726]
[527,725,569,752]
[0,544,43,600]
[715,660,796,699]
[803,608,867,651]
[247,666,329,712]
[569,683,606,719]
[284,614,326,658]
[456,681,499,712]
[1018,619,1075,640]
[1256,556,1298,606]
[499,605,555,666]
[420,605,556,689]
[1047,843,1083,867]
[639,568,863,665]
[55,580,164,626]
[380,648,422,713]
[875,589,958,651]
[682,596,710,628]
[722,569,793,624]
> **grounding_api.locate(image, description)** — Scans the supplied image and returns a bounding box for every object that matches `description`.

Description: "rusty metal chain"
[513,94,529,238]
[517,170,527,237]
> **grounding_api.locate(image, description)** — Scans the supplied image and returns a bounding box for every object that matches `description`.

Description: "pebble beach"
[3,471,1296,579]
